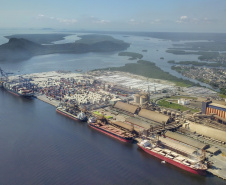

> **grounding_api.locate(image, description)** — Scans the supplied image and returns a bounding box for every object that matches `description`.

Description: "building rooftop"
[165,131,208,149]
[114,101,138,114]
[209,103,226,109]
[138,109,169,123]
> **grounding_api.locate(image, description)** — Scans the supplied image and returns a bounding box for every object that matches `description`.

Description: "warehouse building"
[202,101,226,123]
[114,101,139,114]
[185,121,226,143]
[138,109,170,124]
[164,131,209,150]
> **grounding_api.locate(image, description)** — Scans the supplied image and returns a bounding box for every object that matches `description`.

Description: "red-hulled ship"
[88,117,133,143]
[56,107,87,122]
[138,140,207,176]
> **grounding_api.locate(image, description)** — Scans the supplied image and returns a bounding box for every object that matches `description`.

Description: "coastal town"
[172,65,226,90]
[1,69,226,179]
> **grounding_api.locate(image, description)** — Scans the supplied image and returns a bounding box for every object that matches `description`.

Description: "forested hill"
[0,34,130,62]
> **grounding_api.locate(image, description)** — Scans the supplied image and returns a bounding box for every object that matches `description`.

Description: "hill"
[0,34,130,62]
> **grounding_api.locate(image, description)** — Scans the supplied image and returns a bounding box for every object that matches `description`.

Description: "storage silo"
[140,95,147,105]
[134,94,140,104]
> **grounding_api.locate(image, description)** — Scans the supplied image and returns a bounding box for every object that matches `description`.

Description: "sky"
[0,0,226,33]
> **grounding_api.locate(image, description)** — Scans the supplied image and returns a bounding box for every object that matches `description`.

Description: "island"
[5,33,72,44]
[0,34,130,62]
[118,52,143,60]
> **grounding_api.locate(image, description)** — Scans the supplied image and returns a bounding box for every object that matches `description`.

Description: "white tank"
[140,95,147,105]
[134,94,140,104]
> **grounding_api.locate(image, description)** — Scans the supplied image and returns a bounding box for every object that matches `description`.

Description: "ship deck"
[91,122,133,139]
[138,142,207,173]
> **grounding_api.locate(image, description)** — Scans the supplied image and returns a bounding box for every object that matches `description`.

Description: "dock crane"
[0,67,8,87]
[0,67,9,82]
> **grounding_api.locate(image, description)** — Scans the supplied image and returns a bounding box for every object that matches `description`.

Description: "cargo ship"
[88,117,134,143]
[56,107,87,122]
[3,82,34,97]
[138,139,207,176]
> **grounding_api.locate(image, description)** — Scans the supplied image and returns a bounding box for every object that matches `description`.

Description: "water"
[0,29,213,88]
[0,90,225,185]
[0,29,225,184]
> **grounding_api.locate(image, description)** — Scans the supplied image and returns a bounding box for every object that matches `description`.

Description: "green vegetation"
[93,111,113,119]
[168,60,176,64]
[76,34,125,44]
[166,49,219,61]
[5,34,71,44]
[177,41,226,52]
[170,60,226,67]
[220,88,226,96]
[0,34,130,62]
[118,52,143,60]
[157,99,199,113]
[219,93,226,99]
[100,60,197,87]
[169,96,197,100]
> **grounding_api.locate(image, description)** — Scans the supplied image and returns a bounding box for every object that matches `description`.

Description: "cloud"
[150,19,162,24]
[180,16,188,20]
[128,18,143,25]
[36,14,77,25]
[88,16,110,24]
[176,15,189,23]
[56,18,77,24]
[176,16,214,24]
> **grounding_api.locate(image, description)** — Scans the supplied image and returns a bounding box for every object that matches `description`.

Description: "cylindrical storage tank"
[140,95,147,105]
[134,94,140,104]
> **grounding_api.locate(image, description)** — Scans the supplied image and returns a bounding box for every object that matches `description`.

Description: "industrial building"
[138,109,170,124]
[202,101,226,123]
[158,136,198,157]
[184,121,226,143]
[114,101,139,114]
[164,131,209,150]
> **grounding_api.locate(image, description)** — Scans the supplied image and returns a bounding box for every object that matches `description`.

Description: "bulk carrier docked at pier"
[138,139,207,176]
[88,117,134,143]
[56,107,88,122]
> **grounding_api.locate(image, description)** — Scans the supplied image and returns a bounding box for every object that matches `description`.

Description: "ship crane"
[0,67,9,82]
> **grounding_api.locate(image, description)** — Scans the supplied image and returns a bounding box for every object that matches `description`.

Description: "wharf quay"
[2,70,226,180]
[207,153,226,180]
[36,95,59,107]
